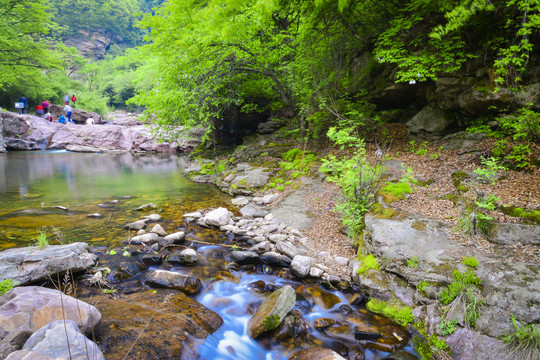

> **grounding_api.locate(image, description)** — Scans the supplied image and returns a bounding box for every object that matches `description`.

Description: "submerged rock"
[142,270,202,295]
[123,219,148,230]
[230,251,260,265]
[136,203,156,211]
[90,290,222,360]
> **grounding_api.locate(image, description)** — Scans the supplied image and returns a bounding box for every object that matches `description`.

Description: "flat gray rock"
[0,243,97,286]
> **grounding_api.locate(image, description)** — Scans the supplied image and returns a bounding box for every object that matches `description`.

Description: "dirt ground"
[272,124,540,279]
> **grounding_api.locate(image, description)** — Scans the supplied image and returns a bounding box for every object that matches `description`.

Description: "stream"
[0,151,416,359]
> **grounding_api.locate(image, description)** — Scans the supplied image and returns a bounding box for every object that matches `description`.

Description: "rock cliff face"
[0,111,184,153]
[362,52,540,140]
[63,29,120,59]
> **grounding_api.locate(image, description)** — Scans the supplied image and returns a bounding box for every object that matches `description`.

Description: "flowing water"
[0,151,415,360]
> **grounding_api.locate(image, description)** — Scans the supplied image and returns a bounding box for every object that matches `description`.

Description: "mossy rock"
[499,206,540,225]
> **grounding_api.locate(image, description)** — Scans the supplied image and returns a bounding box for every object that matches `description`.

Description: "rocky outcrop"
[0,110,184,153]
[63,29,119,59]
[0,243,98,286]
[48,123,177,153]
[407,106,459,139]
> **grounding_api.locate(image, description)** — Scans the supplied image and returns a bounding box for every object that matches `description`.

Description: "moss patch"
[500,206,540,225]
[411,220,427,231]
[366,297,414,326]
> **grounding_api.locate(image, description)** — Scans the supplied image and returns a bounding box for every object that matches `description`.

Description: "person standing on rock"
[42,100,49,114]
[63,104,73,123]
[64,93,70,105]
[18,95,28,114]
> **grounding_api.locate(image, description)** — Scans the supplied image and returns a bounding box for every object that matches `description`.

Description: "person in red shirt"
[42,100,49,114]
[35,104,44,117]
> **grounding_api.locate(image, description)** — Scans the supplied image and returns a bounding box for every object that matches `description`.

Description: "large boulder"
[247,285,296,338]
[20,320,104,360]
[48,123,177,153]
[1,112,63,150]
[0,243,98,286]
[407,106,458,139]
[0,287,101,335]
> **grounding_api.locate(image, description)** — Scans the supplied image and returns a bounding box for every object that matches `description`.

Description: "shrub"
[320,141,382,235]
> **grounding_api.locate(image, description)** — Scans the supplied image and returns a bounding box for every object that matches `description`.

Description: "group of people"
[18,94,77,123]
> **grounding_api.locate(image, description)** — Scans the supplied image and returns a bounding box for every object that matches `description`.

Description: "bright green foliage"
[0,279,14,296]
[366,298,414,326]
[408,256,419,268]
[0,0,60,90]
[474,157,505,185]
[133,0,296,139]
[34,229,49,249]
[502,314,540,360]
[382,182,413,199]
[418,280,429,292]
[440,270,481,305]
[462,256,479,268]
[413,322,451,359]
[439,319,458,336]
[356,254,380,274]
[320,141,382,235]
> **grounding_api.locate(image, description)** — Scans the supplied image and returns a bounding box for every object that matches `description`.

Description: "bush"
[320,140,382,235]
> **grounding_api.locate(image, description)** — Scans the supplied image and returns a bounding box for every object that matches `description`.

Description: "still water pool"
[0,150,230,249]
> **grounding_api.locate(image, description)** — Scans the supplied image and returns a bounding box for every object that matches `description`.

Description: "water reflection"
[0,151,230,249]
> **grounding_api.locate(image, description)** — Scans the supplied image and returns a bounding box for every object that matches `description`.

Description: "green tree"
[0,0,60,89]
[132,0,302,138]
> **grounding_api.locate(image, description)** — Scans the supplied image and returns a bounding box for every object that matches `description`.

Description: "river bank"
[185,124,540,360]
